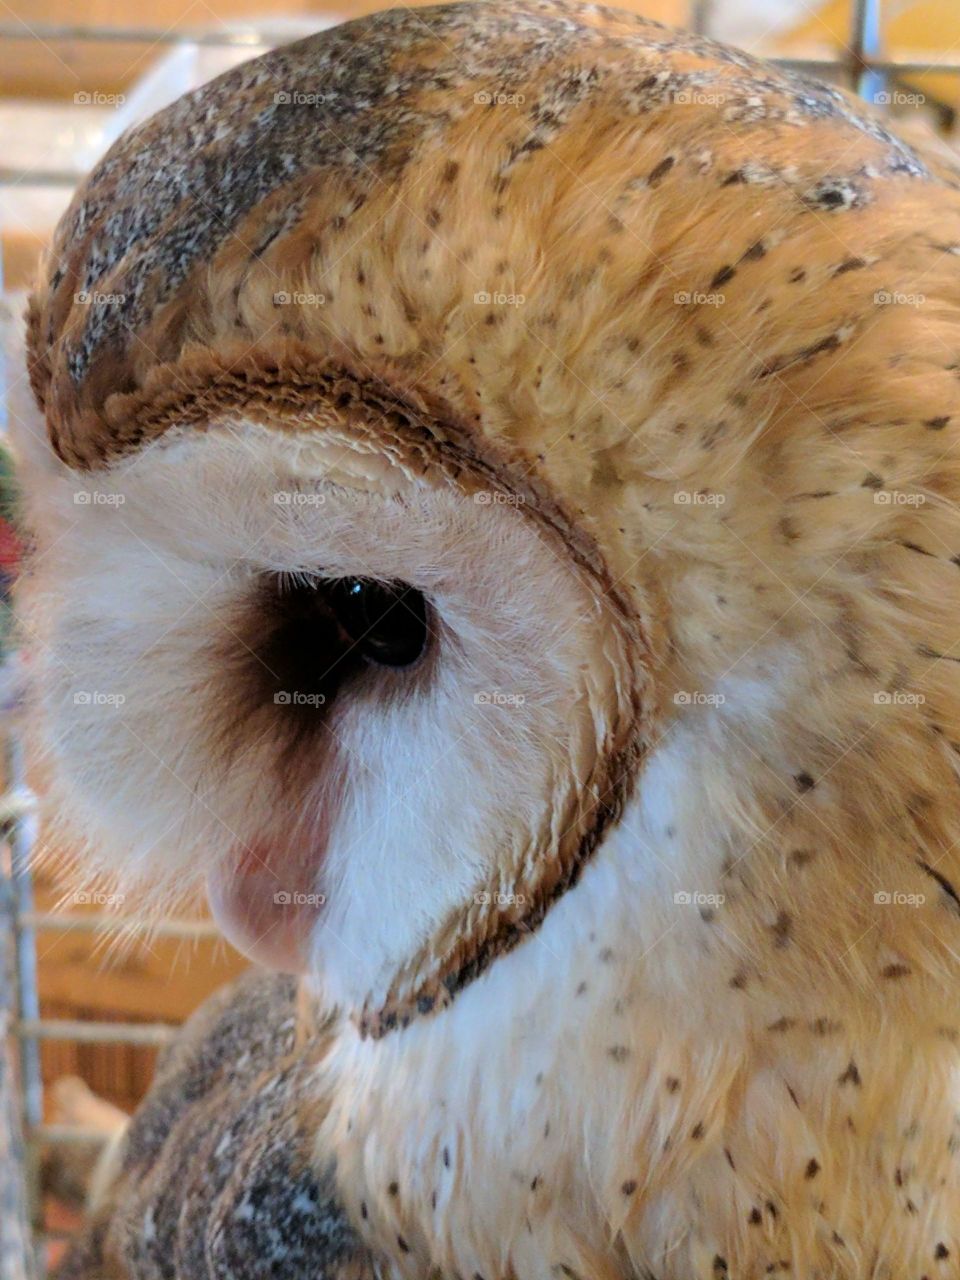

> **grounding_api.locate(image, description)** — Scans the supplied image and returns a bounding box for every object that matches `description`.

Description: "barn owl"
[12,1,960,1276]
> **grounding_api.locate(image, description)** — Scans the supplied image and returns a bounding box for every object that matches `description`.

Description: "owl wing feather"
[57,972,375,1280]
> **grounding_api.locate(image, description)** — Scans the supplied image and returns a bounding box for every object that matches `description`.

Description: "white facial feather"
[13,416,620,1007]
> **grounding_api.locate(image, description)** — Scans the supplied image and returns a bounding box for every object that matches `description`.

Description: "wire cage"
[0,0,956,1272]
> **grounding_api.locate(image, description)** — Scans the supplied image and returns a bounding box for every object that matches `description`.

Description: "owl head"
[13,0,960,1054]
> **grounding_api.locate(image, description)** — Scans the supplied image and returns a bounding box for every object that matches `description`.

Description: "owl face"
[13,402,640,1021]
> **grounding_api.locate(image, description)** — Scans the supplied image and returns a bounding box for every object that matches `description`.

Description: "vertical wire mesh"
[852,0,887,99]
[1,228,38,1280]
[1,747,37,1280]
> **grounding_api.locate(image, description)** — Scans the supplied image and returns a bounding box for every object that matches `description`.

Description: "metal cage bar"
[2,741,40,1280]
[852,0,887,99]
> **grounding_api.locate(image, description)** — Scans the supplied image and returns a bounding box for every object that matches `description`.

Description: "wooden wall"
[30,861,247,1113]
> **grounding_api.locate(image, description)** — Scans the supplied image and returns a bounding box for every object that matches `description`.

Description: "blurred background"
[0,0,958,1274]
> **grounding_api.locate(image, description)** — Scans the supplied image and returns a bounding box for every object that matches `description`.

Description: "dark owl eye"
[327,578,429,668]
